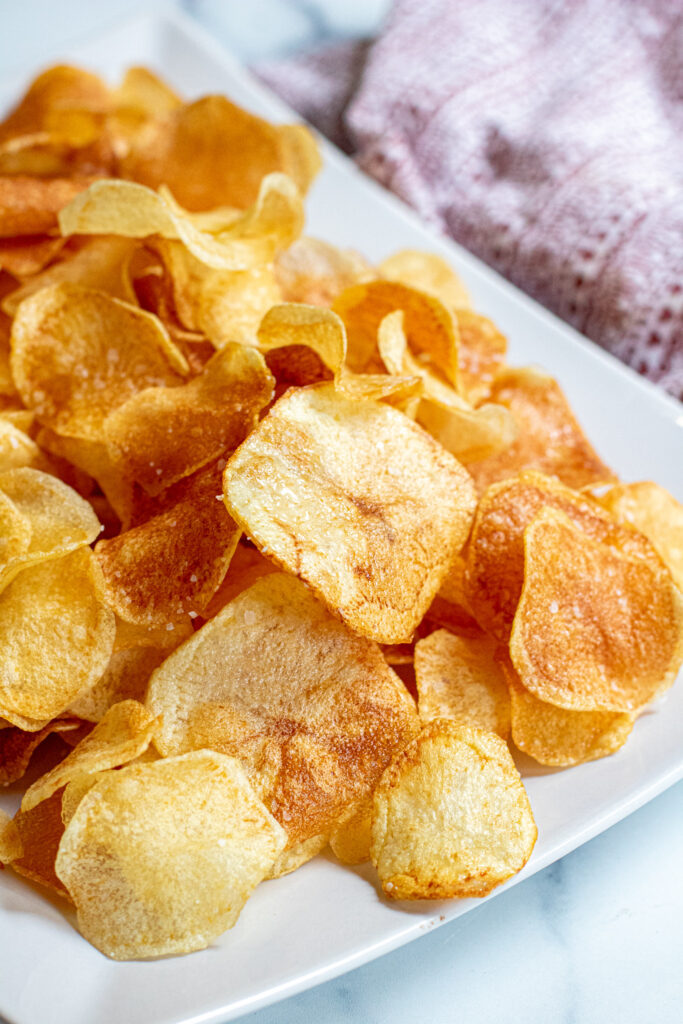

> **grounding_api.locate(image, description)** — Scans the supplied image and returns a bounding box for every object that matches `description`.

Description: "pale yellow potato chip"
[597,481,683,592]
[147,573,419,845]
[223,384,477,643]
[502,660,635,766]
[69,646,167,723]
[267,833,328,879]
[510,508,683,712]
[329,799,372,865]
[61,771,106,827]
[0,547,115,729]
[414,630,510,737]
[55,751,287,960]
[22,700,158,811]
[379,249,471,310]
[10,283,187,441]
[371,719,537,899]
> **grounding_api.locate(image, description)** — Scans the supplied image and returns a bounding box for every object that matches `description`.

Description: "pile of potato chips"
[0,64,681,961]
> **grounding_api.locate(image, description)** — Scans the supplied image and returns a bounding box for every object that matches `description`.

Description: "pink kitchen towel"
[257,0,683,400]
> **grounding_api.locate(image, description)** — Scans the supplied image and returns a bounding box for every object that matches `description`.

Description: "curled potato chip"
[371,720,537,899]
[1,236,138,316]
[414,630,510,737]
[0,175,98,236]
[0,548,115,729]
[7,790,70,899]
[0,467,102,590]
[10,283,187,440]
[120,93,321,210]
[500,659,635,766]
[467,367,614,492]
[258,303,346,378]
[329,799,372,865]
[267,833,328,879]
[597,481,683,592]
[69,646,168,723]
[55,750,287,960]
[0,718,78,786]
[510,508,683,712]
[106,345,274,495]
[147,573,419,845]
[333,280,460,387]
[276,237,374,306]
[379,249,471,311]
[223,383,477,643]
[453,311,508,405]
[22,700,157,812]
[464,471,659,641]
[96,462,240,626]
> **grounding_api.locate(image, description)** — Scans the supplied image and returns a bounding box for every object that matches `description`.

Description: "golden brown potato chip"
[0,234,66,277]
[371,720,537,899]
[223,383,477,643]
[22,700,157,811]
[510,508,683,711]
[379,249,471,311]
[9,790,70,899]
[112,613,193,654]
[597,481,683,592]
[55,750,287,960]
[0,175,99,236]
[0,719,79,786]
[112,67,182,146]
[423,555,482,636]
[257,303,346,378]
[453,310,508,405]
[203,542,278,619]
[276,237,374,306]
[1,236,138,316]
[0,488,31,571]
[120,94,321,210]
[414,630,510,737]
[11,283,187,440]
[0,419,48,472]
[0,548,115,729]
[466,367,614,492]
[96,462,240,627]
[464,471,659,641]
[500,659,635,766]
[60,770,107,826]
[147,573,419,845]
[329,799,372,865]
[267,833,328,879]
[0,310,16,397]
[0,808,22,863]
[69,647,167,723]
[333,280,460,386]
[106,344,273,494]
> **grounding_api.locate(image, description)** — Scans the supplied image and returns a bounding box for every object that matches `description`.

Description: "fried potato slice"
[414,630,510,737]
[112,67,182,146]
[333,280,460,386]
[120,94,321,210]
[510,508,683,712]
[96,462,240,627]
[371,720,537,899]
[203,542,278,619]
[0,234,65,277]
[0,808,22,863]
[267,833,328,879]
[379,249,471,311]
[0,419,48,472]
[501,659,635,766]
[1,236,138,316]
[276,237,374,306]
[329,799,373,865]
[10,283,187,440]
[106,345,273,495]
[0,175,98,236]
[0,719,79,786]
[55,751,287,960]
[0,488,31,570]
[464,471,659,641]
[7,791,70,899]
[147,573,419,845]
[0,548,115,729]
[22,700,157,812]
[223,384,477,643]
[453,311,508,405]
[69,646,167,723]
[466,367,614,492]
[423,555,481,636]
[597,481,683,591]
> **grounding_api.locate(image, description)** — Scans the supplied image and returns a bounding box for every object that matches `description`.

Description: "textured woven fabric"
[257,0,683,400]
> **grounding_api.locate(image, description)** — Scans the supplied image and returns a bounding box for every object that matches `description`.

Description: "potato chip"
[414,631,510,737]
[333,280,460,387]
[10,283,187,440]
[112,613,193,654]
[0,488,31,571]
[0,547,115,729]
[223,383,477,643]
[0,419,48,472]
[453,311,508,405]
[1,236,138,316]
[423,556,482,636]
[147,573,419,845]
[0,808,22,863]
[0,175,99,236]
[55,751,287,960]
[96,462,240,626]
[371,720,537,899]
[464,471,659,641]
[0,719,79,786]
[69,647,167,723]
[0,234,65,277]
[203,542,279,619]
[22,700,157,812]
[112,67,182,147]
[267,833,328,879]
[597,481,683,592]
[379,249,471,311]
[510,508,683,711]
[257,303,347,378]
[60,771,106,827]
[9,790,70,899]
[0,311,16,397]
[329,799,372,865]
[120,93,321,210]
[276,237,374,306]
[501,659,635,766]
[466,367,614,492]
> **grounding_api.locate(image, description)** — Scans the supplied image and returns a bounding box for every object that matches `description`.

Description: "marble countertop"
[2,3,683,1023]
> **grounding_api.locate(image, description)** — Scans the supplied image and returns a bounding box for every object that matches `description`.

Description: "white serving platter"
[0,9,682,1024]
